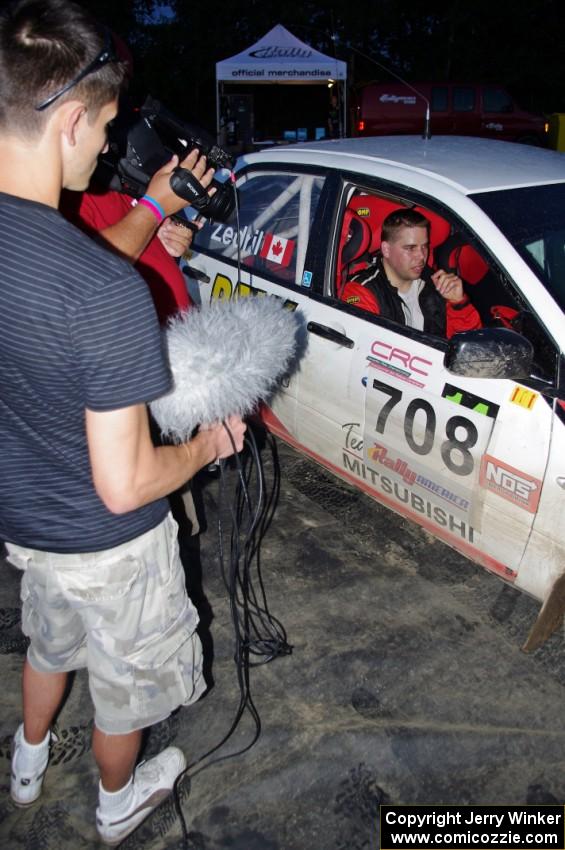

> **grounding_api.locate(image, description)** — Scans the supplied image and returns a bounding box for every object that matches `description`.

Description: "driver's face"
[381,225,430,284]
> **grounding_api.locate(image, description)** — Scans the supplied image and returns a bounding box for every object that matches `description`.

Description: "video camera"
[95,95,236,222]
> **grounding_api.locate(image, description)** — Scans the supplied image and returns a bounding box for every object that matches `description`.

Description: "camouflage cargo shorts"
[6,513,205,734]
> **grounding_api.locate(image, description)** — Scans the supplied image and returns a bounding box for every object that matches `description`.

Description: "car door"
[294,177,554,580]
[185,165,329,442]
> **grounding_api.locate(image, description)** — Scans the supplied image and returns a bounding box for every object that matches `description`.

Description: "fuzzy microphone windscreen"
[150,295,304,442]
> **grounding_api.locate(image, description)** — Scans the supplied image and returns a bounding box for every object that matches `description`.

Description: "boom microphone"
[150,296,304,441]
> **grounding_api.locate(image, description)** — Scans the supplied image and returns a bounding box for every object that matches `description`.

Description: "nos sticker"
[480,455,542,513]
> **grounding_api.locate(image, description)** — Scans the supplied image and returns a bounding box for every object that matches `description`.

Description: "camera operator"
[62,156,206,540]
[60,38,210,324]
[0,0,246,844]
[61,144,210,323]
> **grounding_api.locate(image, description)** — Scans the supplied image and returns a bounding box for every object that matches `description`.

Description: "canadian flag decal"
[259,232,295,267]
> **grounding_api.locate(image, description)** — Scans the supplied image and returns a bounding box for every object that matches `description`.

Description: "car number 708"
[366,379,495,482]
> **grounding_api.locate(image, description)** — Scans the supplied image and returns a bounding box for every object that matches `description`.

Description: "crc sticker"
[509,385,538,410]
[480,455,542,513]
[367,339,432,389]
[302,270,313,287]
[442,384,499,419]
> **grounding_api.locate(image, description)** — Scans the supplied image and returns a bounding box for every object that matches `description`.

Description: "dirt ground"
[1,436,564,850]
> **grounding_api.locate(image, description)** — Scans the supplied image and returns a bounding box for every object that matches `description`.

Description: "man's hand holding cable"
[197,415,247,461]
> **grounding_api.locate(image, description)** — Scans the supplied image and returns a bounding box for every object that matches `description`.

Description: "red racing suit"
[341,255,481,338]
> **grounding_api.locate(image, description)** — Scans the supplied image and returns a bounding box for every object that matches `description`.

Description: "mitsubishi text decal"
[343,423,476,543]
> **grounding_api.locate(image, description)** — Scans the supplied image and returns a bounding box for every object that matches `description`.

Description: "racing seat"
[348,195,406,254]
[434,232,520,327]
[434,233,490,284]
[348,195,451,259]
[337,195,452,301]
[336,209,372,297]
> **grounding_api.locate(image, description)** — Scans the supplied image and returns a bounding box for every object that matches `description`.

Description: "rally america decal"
[341,422,476,544]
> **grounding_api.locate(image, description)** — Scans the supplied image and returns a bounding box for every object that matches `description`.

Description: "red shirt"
[60,190,191,324]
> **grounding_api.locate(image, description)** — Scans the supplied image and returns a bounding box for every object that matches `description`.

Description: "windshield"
[471,183,565,314]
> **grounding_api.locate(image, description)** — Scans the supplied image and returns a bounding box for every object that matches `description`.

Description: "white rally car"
[185,136,565,646]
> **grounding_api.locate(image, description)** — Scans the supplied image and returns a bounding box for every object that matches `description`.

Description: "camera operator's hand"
[146,149,215,217]
[157,217,194,258]
[180,147,215,190]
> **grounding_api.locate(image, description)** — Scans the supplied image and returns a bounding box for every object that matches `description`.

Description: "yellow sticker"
[356,207,370,217]
[509,385,538,410]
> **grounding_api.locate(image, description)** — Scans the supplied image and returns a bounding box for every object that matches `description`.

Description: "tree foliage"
[82,0,565,127]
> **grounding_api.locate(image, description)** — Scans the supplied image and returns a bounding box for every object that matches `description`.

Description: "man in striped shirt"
[0,0,245,843]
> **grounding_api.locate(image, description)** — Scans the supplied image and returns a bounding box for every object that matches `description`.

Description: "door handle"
[183,265,210,284]
[307,321,354,348]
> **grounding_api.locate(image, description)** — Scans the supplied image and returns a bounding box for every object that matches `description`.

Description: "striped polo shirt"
[0,192,172,553]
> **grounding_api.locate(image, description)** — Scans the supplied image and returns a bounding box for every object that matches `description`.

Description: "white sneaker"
[96,746,187,846]
[10,724,53,807]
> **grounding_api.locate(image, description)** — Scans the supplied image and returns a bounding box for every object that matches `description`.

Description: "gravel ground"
[1,435,564,850]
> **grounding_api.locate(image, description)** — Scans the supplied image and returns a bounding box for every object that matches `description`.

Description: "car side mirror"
[444,327,534,379]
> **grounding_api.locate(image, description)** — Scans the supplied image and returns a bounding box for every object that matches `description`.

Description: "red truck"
[354,82,548,145]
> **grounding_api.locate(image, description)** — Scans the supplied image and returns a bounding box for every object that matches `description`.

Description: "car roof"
[240,136,565,195]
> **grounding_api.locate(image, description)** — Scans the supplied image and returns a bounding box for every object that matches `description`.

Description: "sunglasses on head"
[35,28,118,112]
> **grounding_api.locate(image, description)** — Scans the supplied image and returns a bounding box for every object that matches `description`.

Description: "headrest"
[434,234,489,284]
[348,195,450,252]
[414,206,450,248]
[342,215,372,266]
[348,196,403,253]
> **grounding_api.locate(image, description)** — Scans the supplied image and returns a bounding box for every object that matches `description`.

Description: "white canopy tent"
[215,25,347,144]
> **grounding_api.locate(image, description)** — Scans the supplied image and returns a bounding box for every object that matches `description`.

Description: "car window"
[472,184,565,314]
[192,170,325,287]
[472,183,565,382]
[334,188,558,382]
[482,87,514,114]
[453,87,475,112]
[335,189,450,335]
[431,86,448,112]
